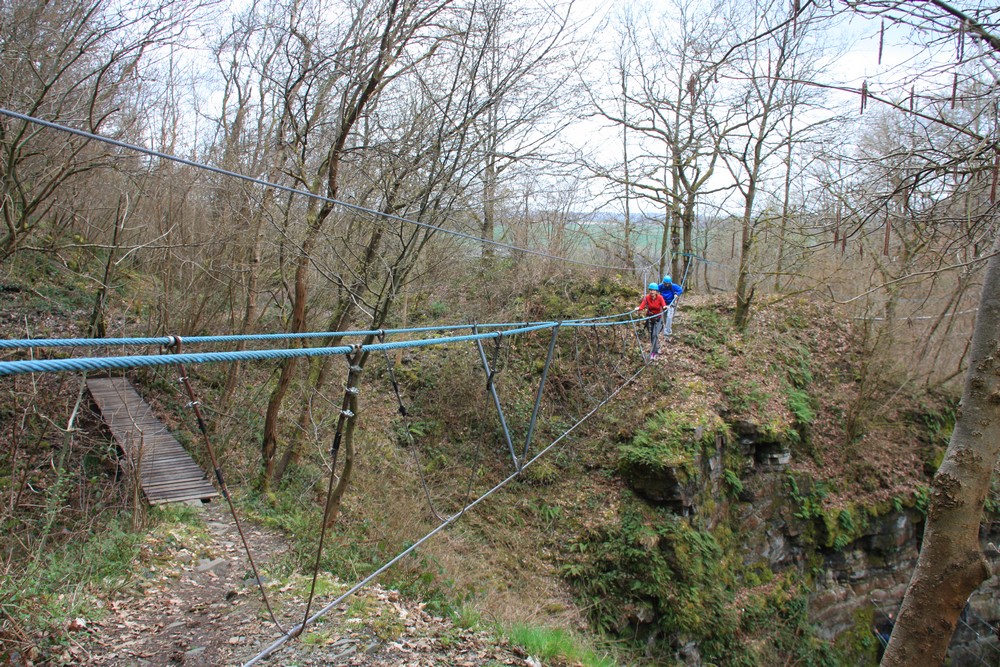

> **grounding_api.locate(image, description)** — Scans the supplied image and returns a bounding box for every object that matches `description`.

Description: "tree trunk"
[681,194,695,287]
[323,345,371,529]
[734,180,756,330]
[774,112,795,293]
[482,153,496,258]
[659,206,670,279]
[260,203,329,491]
[882,247,1000,666]
[733,223,754,329]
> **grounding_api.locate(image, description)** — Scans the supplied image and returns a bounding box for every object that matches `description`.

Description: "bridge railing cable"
[0,295,667,665]
[0,310,637,350]
[0,323,560,377]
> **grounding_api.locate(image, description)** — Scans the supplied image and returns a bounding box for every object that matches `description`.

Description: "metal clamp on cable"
[341,409,354,418]
[344,386,359,395]
[186,400,200,408]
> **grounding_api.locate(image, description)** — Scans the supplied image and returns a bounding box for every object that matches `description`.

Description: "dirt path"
[79,502,534,667]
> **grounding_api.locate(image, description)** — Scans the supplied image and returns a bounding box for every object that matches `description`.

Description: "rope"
[0,323,558,377]
[0,311,637,350]
[521,323,561,465]
[475,325,519,470]
[0,107,655,273]
[166,337,287,632]
[628,311,649,365]
[377,331,481,523]
[956,607,1000,659]
[241,362,646,667]
[300,348,361,634]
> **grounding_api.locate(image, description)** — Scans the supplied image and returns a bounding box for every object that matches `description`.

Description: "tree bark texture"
[882,247,1000,665]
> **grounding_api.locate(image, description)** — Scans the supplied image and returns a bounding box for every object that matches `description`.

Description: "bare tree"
[821,2,1000,663]
[470,0,577,260]
[586,0,730,281]
[715,0,827,329]
[0,0,203,262]
[257,0,453,492]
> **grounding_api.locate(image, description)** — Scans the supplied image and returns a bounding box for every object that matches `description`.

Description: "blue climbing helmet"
[648,282,658,290]
[663,275,672,284]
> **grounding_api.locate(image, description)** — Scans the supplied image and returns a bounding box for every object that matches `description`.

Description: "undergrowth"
[562,497,852,666]
[0,255,969,667]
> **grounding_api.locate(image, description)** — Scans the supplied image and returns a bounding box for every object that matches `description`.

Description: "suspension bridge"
[0,105,701,666]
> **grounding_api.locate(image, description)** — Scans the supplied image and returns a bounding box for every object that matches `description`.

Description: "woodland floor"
[76,501,538,667]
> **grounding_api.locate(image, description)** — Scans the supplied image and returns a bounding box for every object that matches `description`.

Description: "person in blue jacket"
[658,275,683,335]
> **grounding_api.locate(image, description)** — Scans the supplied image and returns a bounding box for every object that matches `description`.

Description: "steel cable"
[0,107,656,273]
[241,362,646,667]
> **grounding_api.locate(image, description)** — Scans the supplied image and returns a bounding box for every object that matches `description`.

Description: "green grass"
[0,514,145,658]
[504,624,616,667]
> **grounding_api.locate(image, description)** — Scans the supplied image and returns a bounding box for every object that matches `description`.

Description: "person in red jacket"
[635,283,667,359]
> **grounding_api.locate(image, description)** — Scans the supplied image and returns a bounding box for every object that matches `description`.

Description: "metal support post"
[522,322,560,465]
[473,324,519,469]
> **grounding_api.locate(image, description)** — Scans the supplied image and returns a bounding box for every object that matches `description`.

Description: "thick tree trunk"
[882,247,1000,666]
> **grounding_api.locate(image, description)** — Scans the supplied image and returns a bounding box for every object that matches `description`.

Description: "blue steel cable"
[0,311,638,350]
[0,326,477,350]
[0,107,654,273]
[0,324,557,377]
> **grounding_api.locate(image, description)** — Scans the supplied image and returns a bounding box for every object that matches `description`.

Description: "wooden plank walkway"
[87,377,219,505]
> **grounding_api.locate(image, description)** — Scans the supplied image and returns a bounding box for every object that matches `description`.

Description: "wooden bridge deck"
[87,377,219,505]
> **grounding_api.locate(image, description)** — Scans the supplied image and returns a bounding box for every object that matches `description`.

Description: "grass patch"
[1,514,145,660]
[504,624,615,667]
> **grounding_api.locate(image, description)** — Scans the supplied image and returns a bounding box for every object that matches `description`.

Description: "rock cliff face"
[624,417,1000,665]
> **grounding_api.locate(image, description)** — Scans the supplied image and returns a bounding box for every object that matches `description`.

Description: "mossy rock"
[619,406,726,509]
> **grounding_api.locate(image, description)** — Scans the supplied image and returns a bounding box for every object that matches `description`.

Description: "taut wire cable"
[0,107,656,273]
[241,362,646,667]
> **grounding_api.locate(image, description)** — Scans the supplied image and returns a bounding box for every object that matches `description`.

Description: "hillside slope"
[4,270,995,666]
